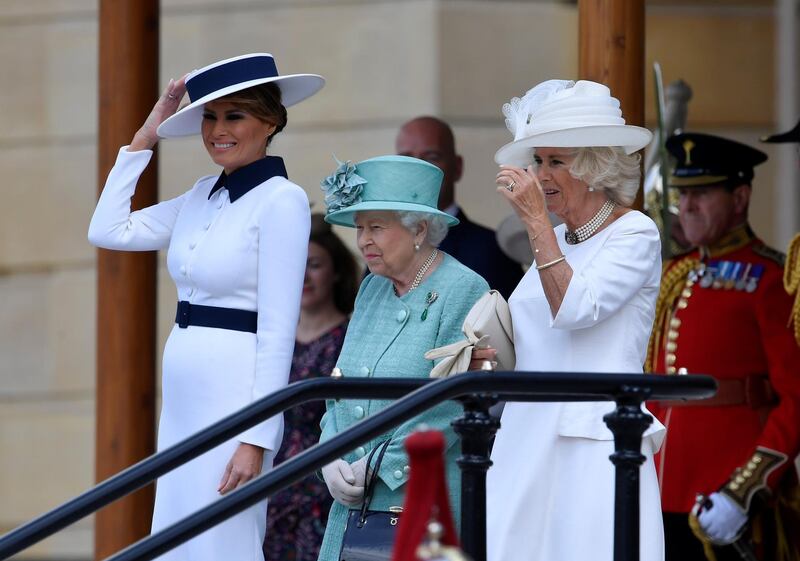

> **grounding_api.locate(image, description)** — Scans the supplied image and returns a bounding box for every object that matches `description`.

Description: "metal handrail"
[0,372,716,561]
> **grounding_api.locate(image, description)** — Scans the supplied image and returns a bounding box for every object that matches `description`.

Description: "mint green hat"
[321,155,459,228]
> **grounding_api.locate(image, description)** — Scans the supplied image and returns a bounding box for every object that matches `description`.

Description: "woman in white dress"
[478,80,666,561]
[88,53,324,560]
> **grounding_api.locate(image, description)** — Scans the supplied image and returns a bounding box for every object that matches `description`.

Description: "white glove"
[321,459,364,506]
[349,455,370,488]
[697,492,748,545]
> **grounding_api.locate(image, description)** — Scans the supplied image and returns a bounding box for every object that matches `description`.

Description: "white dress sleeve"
[239,182,311,449]
[552,214,661,330]
[88,146,190,251]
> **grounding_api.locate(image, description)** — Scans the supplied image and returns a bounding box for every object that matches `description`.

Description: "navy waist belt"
[175,301,258,333]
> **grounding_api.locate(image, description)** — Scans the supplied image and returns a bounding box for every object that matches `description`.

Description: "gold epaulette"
[646,255,699,372]
[784,233,800,347]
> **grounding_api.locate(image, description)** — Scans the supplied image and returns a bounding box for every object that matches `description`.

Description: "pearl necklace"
[565,200,615,245]
[396,248,438,295]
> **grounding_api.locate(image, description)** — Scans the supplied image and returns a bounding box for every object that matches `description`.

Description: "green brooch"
[421,291,439,321]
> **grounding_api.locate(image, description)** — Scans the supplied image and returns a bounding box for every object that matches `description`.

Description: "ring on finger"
[506,180,516,192]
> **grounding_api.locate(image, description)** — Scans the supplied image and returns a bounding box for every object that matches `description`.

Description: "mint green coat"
[317,253,489,561]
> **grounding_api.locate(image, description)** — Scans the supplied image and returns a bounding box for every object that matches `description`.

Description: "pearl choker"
[565,200,615,245]
[396,248,438,295]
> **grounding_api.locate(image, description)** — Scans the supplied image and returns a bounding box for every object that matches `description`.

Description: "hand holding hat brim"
[130,76,188,151]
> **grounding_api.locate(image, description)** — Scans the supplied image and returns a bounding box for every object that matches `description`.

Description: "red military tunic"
[647,224,800,514]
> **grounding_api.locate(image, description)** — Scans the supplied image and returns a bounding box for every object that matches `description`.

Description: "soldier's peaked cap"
[667,132,767,188]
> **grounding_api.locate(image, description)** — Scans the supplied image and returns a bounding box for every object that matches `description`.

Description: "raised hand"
[496,164,550,229]
[129,76,188,151]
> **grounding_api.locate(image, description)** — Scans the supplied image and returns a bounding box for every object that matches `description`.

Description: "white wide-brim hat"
[495,80,652,167]
[157,53,325,138]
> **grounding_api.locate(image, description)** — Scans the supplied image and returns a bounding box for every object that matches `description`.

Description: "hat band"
[186,55,279,102]
[669,174,731,187]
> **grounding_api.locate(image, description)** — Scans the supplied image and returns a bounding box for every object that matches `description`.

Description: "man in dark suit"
[396,116,524,299]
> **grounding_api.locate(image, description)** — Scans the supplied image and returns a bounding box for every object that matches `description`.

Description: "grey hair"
[396,211,450,247]
[565,147,642,207]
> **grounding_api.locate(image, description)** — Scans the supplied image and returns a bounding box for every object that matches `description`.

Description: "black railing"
[0,372,716,561]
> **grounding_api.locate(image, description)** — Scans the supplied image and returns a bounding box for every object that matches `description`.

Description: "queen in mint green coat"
[316,155,489,561]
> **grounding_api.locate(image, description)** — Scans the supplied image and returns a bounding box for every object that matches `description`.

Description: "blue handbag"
[339,440,402,561]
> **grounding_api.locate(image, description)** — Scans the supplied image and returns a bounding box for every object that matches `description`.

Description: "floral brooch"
[320,157,367,213]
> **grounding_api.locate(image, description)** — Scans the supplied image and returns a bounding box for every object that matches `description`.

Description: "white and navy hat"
[157,53,325,138]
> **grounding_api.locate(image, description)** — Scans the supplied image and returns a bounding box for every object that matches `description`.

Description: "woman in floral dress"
[264,214,359,561]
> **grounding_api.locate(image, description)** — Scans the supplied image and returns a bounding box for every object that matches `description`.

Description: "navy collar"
[208,156,288,203]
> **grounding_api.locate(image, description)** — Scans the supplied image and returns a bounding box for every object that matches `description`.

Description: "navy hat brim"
[156,53,324,138]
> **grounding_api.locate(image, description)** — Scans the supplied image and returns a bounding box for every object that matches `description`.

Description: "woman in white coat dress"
[476,80,666,561]
[88,53,324,561]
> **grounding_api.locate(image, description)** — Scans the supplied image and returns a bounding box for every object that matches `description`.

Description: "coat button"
[396,309,407,322]
[189,241,197,250]
[187,288,194,297]
[393,470,403,480]
[179,265,187,275]
[355,446,366,457]
[359,366,370,376]
[353,405,365,419]
[203,223,211,230]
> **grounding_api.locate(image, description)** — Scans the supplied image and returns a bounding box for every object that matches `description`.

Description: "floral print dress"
[263,321,347,561]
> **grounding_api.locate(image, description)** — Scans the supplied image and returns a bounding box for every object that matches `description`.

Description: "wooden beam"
[579,0,646,209]
[96,1,159,558]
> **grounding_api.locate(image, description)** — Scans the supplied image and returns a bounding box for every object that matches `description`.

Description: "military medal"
[699,262,716,289]
[735,263,752,291]
[725,262,742,290]
[745,264,764,293]
[713,261,731,290]
[689,262,705,284]
[421,291,438,321]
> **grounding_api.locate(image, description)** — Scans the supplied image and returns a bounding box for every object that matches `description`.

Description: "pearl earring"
[414,243,421,251]
[588,185,595,192]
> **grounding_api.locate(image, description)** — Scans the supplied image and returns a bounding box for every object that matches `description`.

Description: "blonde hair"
[560,147,642,207]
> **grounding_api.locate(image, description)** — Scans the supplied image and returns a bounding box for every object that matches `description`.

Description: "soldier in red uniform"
[647,132,800,561]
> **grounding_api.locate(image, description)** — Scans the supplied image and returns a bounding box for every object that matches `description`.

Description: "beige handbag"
[425,290,515,378]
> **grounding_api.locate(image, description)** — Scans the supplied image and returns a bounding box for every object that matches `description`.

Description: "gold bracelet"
[529,229,543,242]
[535,255,566,271]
